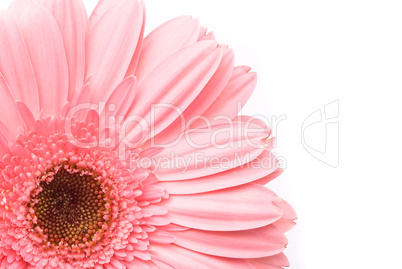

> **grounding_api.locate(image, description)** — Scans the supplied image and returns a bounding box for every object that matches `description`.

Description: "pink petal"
[254,168,284,185]
[171,225,288,259]
[191,66,257,128]
[160,150,279,194]
[65,83,92,121]
[141,205,168,217]
[70,82,91,107]
[231,65,252,79]
[16,101,36,131]
[0,73,23,137]
[153,122,270,181]
[151,244,254,269]
[197,26,208,40]
[102,76,136,119]
[144,216,170,226]
[248,253,290,269]
[124,41,223,144]
[149,258,175,269]
[0,135,9,157]
[151,46,235,146]
[0,121,13,142]
[125,0,146,76]
[199,31,216,41]
[19,5,69,117]
[139,147,164,158]
[0,257,29,269]
[233,115,268,129]
[161,224,189,232]
[85,109,100,130]
[0,11,39,117]
[274,199,298,233]
[85,0,143,103]
[35,0,88,100]
[124,259,154,269]
[135,16,200,81]
[197,25,216,42]
[8,0,33,19]
[161,184,283,231]
[147,229,175,244]
[89,0,123,27]
[109,258,124,269]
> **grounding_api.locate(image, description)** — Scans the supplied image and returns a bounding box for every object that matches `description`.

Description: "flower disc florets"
[0,118,165,268]
[30,168,108,248]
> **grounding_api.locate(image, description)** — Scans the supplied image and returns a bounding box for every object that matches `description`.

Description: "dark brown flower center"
[32,169,107,247]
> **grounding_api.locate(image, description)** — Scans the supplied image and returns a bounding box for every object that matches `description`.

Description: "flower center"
[31,169,107,247]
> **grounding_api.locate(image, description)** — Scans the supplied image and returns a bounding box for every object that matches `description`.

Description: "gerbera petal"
[254,168,284,185]
[18,5,69,117]
[0,136,9,157]
[8,0,33,19]
[231,65,252,79]
[66,82,92,121]
[124,259,154,269]
[0,256,29,269]
[153,122,270,181]
[171,225,288,259]
[16,101,36,131]
[161,184,283,231]
[160,150,279,194]
[35,0,88,100]
[162,224,189,232]
[103,76,137,120]
[150,46,235,146]
[124,40,223,144]
[198,26,208,40]
[109,258,125,269]
[274,199,298,233]
[149,258,175,269]
[198,31,216,41]
[152,244,255,269]
[0,121,13,143]
[125,0,146,77]
[0,74,22,137]
[70,82,91,108]
[89,0,123,27]
[85,0,143,103]
[234,115,268,129]
[197,25,216,42]
[191,65,257,128]
[0,11,39,117]
[248,253,290,269]
[135,16,200,81]
[147,229,175,244]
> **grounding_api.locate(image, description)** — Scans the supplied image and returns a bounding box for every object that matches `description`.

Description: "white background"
[1,1,402,268]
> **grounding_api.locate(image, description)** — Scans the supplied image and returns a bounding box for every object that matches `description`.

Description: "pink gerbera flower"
[0,0,296,268]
